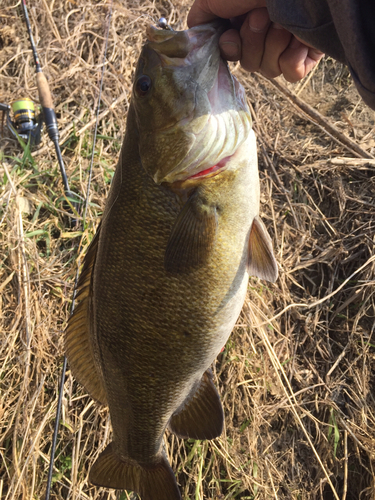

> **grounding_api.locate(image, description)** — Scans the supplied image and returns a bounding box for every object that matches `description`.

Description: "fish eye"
[135,75,152,97]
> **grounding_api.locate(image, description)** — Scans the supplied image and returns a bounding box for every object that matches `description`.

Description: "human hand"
[187,0,324,82]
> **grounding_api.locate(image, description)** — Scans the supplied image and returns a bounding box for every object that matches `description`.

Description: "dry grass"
[1,0,375,499]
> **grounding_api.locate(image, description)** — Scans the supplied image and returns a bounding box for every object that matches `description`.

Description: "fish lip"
[146,20,227,45]
[146,21,226,67]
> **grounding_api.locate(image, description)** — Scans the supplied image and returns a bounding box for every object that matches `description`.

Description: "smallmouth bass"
[66,21,278,500]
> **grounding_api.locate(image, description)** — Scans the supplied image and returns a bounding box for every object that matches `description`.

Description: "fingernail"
[249,12,269,33]
[220,41,240,59]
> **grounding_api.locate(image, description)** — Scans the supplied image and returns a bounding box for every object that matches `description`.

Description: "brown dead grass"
[1,1,375,499]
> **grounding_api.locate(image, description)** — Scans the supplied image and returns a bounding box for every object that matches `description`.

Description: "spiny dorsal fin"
[247,215,278,283]
[164,191,218,273]
[169,369,223,440]
[65,225,107,405]
[90,442,181,500]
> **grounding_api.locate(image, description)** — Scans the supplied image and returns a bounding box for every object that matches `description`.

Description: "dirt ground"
[1,1,375,499]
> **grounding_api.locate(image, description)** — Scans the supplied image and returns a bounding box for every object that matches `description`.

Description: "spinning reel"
[0,97,43,146]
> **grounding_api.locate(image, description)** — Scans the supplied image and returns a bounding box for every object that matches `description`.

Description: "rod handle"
[36,71,54,109]
[36,72,60,142]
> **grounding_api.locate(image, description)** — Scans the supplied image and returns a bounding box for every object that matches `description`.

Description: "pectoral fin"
[169,370,223,440]
[247,216,278,282]
[164,191,218,273]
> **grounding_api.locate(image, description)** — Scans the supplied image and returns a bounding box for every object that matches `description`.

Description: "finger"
[219,29,241,61]
[260,23,292,78]
[279,37,324,82]
[239,8,271,72]
[187,0,266,28]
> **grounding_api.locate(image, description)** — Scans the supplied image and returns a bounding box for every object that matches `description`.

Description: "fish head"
[132,22,252,184]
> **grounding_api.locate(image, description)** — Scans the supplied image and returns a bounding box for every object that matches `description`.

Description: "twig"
[342,430,348,500]
[0,271,15,293]
[76,91,128,137]
[295,57,322,96]
[327,157,375,166]
[326,343,350,378]
[40,0,62,43]
[265,458,279,499]
[3,163,33,500]
[261,75,374,160]
[254,253,375,328]
[246,305,340,500]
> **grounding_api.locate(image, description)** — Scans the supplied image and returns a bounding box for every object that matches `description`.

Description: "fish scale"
[65,21,277,500]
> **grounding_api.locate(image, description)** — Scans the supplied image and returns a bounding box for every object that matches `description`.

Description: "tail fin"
[89,442,181,500]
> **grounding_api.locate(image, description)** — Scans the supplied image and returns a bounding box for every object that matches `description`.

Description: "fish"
[65,21,278,500]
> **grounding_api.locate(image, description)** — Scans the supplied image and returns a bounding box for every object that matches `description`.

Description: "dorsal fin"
[65,225,107,405]
[247,216,278,283]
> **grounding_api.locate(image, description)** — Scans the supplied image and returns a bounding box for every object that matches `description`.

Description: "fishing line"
[83,0,113,225]
[43,1,114,499]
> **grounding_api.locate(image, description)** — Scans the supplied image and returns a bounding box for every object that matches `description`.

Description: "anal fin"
[247,215,278,283]
[90,442,181,500]
[169,370,223,440]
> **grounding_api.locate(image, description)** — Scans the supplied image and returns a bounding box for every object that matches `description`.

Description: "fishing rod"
[38,2,114,498]
[17,2,79,496]
[18,2,133,497]
[20,0,77,211]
